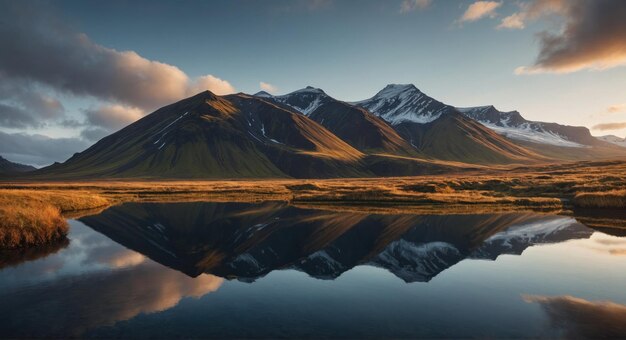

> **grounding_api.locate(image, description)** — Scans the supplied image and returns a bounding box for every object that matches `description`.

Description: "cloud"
[0,2,235,113]
[514,0,626,74]
[497,0,566,30]
[0,131,90,167]
[592,122,626,131]
[459,1,501,23]
[0,260,223,337]
[497,12,525,29]
[0,103,39,128]
[400,0,432,13]
[188,75,236,96]
[83,104,145,131]
[0,76,65,128]
[524,295,626,338]
[259,82,279,94]
[607,104,626,114]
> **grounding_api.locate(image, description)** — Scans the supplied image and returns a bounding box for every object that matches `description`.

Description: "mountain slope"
[354,84,542,164]
[0,156,36,174]
[393,112,543,164]
[40,91,367,179]
[353,84,451,124]
[258,87,418,156]
[597,135,626,148]
[458,105,602,147]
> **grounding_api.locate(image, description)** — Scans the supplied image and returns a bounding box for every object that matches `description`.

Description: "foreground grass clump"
[0,200,67,248]
[573,190,626,209]
[0,190,110,248]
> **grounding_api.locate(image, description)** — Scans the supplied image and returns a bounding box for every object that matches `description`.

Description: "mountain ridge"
[13,84,626,179]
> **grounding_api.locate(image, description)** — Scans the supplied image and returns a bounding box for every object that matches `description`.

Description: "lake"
[1,201,625,338]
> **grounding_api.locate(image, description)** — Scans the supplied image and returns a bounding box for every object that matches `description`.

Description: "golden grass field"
[1,160,625,249]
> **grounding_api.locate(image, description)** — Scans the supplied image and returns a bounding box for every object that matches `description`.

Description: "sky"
[1,0,625,166]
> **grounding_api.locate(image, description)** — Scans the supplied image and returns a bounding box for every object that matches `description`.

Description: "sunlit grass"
[0,160,624,248]
[0,190,109,248]
[574,190,626,209]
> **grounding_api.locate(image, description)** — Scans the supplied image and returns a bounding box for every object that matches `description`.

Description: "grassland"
[0,190,110,248]
[1,160,625,249]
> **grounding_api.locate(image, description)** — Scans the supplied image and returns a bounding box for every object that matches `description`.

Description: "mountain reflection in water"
[79,202,592,282]
[1,201,625,338]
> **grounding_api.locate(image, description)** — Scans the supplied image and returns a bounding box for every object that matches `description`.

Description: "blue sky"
[1,0,625,166]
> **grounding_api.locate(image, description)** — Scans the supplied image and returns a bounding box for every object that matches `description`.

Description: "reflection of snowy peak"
[353,84,451,125]
[81,202,595,284]
[470,217,591,259]
[369,240,462,282]
[457,105,595,148]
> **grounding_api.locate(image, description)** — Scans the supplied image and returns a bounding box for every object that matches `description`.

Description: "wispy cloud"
[592,122,626,131]
[607,104,626,114]
[458,1,501,23]
[497,12,525,29]
[514,0,626,74]
[400,0,432,13]
[259,82,279,94]
[497,0,565,30]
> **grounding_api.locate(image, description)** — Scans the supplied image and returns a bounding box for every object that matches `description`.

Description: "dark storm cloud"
[515,0,626,74]
[0,2,234,111]
[0,76,65,128]
[0,103,39,128]
[0,130,90,167]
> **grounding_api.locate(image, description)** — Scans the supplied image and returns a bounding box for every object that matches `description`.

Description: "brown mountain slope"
[393,112,545,164]
[39,91,368,179]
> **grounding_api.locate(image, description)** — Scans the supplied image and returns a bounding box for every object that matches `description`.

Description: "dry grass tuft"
[573,190,626,209]
[0,190,110,249]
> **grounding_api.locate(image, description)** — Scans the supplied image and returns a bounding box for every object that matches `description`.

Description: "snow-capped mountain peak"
[457,105,590,148]
[353,84,450,125]
[261,87,331,116]
[597,135,626,147]
[253,90,273,98]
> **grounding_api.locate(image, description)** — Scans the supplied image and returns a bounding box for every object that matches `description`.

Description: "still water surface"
[1,202,625,338]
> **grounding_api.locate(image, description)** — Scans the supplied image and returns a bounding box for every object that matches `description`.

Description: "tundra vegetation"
[0,160,624,249]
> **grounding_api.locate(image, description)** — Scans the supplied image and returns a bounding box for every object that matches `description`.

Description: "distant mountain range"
[0,155,35,175]
[597,135,626,147]
[22,84,626,179]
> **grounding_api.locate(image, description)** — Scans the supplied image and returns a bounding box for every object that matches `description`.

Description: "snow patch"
[153,111,189,145]
[481,121,585,148]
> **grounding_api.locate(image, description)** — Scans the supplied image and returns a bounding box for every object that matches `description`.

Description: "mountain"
[18,84,626,180]
[354,84,626,161]
[458,105,601,147]
[353,84,453,125]
[41,91,369,179]
[79,201,593,282]
[353,84,542,163]
[597,135,626,148]
[257,87,419,156]
[0,155,36,174]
